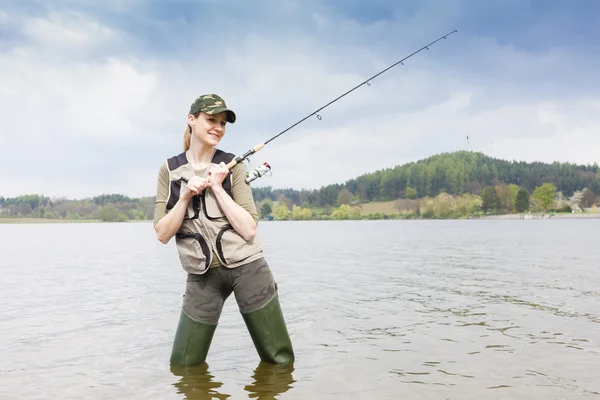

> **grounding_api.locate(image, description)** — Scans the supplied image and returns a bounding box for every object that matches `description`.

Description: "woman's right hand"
[155,175,209,245]
[183,176,209,200]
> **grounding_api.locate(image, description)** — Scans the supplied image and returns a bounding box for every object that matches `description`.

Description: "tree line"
[258,182,597,221]
[252,151,600,207]
[0,194,155,222]
[1,151,598,221]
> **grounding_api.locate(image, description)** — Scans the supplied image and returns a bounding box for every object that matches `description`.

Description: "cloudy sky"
[1,0,599,199]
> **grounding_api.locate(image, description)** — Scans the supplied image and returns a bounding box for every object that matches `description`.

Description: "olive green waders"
[169,258,294,365]
[170,310,217,366]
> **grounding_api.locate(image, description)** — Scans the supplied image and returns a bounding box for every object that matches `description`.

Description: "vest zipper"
[197,190,220,266]
[216,225,233,264]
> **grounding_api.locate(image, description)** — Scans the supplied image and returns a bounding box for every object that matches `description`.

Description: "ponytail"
[183,112,200,151]
[183,125,191,151]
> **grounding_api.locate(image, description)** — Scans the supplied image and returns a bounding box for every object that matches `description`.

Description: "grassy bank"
[358,200,400,215]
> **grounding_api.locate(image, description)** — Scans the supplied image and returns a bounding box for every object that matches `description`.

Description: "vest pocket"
[175,232,211,273]
[202,190,226,220]
[216,226,257,265]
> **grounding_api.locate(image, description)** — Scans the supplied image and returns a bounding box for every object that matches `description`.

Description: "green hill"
[253,151,600,207]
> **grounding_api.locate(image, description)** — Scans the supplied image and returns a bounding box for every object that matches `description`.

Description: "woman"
[153,93,294,366]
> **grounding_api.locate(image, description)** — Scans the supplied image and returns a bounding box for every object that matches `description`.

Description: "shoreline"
[2,212,600,224]
[479,212,600,220]
[0,218,147,224]
[0,218,103,224]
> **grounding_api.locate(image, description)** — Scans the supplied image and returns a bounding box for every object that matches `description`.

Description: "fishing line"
[225,30,459,179]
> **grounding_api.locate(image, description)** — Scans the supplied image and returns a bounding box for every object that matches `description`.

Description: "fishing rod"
[226,29,459,181]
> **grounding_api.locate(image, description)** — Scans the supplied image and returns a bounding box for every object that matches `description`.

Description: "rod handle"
[226,143,266,169]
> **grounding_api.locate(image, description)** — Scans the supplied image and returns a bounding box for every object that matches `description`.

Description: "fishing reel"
[245,161,272,184]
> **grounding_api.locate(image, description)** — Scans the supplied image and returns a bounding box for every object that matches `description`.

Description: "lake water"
[1,220,599,399]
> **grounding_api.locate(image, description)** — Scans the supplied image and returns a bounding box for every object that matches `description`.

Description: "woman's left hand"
[207,162,230,190]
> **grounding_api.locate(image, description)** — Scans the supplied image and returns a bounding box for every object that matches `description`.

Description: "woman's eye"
[221,121,226,126]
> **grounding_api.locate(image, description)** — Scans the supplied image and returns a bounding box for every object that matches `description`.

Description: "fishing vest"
[165,149,263,275]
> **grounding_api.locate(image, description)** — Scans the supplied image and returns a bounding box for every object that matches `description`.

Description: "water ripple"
[1,220,599,399]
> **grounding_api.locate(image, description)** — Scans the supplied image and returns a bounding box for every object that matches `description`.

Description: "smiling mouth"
[209,133,220,139]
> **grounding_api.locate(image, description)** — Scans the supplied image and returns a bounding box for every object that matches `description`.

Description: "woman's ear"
[187,114,196,126]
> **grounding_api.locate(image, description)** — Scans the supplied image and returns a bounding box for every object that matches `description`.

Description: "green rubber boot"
[170,310,217,366]
[242,294,295,364]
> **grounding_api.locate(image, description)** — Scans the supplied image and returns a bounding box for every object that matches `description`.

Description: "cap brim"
[205,107,236,123]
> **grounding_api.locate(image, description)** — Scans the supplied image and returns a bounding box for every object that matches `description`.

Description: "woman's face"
[189,112,227,147]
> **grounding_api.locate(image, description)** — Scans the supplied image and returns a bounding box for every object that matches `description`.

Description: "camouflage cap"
[188,93,236,123]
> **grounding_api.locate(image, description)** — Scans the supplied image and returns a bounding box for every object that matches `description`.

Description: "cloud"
[22,11,116,46]
[1,0,599,199]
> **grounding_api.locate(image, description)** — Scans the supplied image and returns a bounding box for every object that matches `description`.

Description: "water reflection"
[170,361,295,400]
[170,363,230,400]
[244,361,296,399]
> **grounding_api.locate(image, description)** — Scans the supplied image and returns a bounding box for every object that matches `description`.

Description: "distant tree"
[533,183,557,211]
[331,204,361,220]
[291,205,304,220]
[337,188,353,206]
[278,195,294,210]
[405,186,418,199]
[12,203,33,216]
[506,184,520,212]
[495,185,509,213]
[490,164,499,184]
[260,202,272,218]
[272,203,290,221]
[466,194,483,215]
[96,205,128,222]
[529,197,543,213]
[131,207,147,220]
[299,190,314,207]
[481,186,500,213]
[92,194,132,206]
[515,189,530,213]
[580,189,597,208]
[453,193,482,216]
[251,186,276,202]
[300,208,313,220]
[432,192,456,218]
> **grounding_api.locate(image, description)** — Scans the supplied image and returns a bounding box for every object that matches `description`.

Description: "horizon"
[2,0,600,198]
[2,150,597,201]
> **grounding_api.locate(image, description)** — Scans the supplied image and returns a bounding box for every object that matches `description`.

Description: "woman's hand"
[207,162,230,190]
[183,176,209,200]
[207,162,257,241]
[155,174,209,244]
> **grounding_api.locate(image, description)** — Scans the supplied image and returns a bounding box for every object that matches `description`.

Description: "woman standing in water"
[153,93,294,365]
